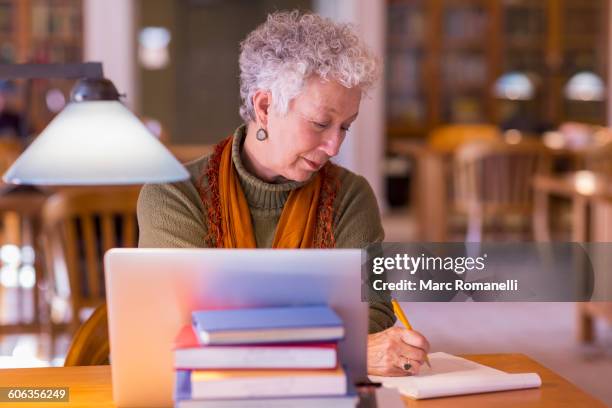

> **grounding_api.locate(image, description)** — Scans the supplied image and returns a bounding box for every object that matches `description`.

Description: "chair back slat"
[81,215,101,300]
[101,214,116,254]
[123,213,138,248]
[62,219,82,317]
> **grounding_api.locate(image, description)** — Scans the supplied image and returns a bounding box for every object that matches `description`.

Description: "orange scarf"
[198,136,338,248]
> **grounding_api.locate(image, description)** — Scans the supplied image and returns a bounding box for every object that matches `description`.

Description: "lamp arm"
[0,62,103,80]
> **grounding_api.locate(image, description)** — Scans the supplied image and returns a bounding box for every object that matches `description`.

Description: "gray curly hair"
[238,10,380,123]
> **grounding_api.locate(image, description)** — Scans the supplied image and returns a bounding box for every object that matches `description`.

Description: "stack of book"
[173,305,358,408]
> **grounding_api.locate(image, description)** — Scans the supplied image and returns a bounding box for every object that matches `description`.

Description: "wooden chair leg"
[41,308,56,361]
[466,208,483,242]
[577,304,594,343]
[533,190,550,241]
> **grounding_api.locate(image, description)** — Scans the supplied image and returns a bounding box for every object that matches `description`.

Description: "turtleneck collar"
[231,125,307,210]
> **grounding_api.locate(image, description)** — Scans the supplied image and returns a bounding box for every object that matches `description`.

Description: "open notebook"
[369,352,541,400]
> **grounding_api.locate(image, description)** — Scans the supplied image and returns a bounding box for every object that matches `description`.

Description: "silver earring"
[256,128,268,141]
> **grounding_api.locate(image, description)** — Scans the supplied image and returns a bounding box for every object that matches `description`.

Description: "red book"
[173,325,338,370]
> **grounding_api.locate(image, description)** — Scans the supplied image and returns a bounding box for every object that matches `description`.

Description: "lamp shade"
[3,100,189,185]
[564,71,605,101]
[493,71,535,100]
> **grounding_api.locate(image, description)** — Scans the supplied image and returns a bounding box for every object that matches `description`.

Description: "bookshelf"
[560,0,608,125]
[386,0,609,139]
[0,1,18,63]
[498,0,546,131]
[387,0,428,137]
[440,0,498,124]
[0,0,83,133]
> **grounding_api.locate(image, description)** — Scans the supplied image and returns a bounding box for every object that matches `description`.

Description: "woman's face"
[263,77,362,182]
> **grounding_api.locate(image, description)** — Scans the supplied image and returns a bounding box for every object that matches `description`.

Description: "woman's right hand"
[367,326,430,376]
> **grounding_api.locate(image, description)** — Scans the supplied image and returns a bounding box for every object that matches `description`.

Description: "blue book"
[191,305,344,345]
[174,369,358,408]
[175,370,191,402]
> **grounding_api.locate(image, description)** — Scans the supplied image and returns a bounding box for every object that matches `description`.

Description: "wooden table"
[0,354,604,407]
[533,172,612,343]
[533,172,612,242]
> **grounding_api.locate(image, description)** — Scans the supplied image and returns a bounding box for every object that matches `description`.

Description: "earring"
[256,128,268,141]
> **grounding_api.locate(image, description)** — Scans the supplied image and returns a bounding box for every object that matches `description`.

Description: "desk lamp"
[0,62,188,185]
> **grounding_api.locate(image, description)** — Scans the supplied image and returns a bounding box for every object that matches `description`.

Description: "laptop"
[104,248,367,407]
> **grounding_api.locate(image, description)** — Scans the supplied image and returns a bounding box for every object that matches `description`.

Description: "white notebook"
[369,352,542,400]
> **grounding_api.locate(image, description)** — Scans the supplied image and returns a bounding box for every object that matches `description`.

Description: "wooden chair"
[0,138,41,334]
[424,124,502,239]
[40,187,140,356]
[453,139,552,241]
[64,303,109,366]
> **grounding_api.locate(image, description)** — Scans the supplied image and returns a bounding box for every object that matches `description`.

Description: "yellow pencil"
[391,298,431,368]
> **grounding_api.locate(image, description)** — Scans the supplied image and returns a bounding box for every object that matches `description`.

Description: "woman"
[138,10,429,376]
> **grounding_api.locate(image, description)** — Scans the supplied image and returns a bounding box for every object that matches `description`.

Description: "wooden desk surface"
[0,354,604,407]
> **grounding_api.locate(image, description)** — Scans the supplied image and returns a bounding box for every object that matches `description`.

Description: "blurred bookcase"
[560,0,608,124]
[0,0,83,133]
[387,0,609,139]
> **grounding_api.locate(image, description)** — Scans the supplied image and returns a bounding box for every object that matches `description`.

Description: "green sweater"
[137,125,395,333]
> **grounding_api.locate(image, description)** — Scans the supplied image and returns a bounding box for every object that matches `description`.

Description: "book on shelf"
[0,3,13,33]
[388,3,425,41]
[174,370,357,408]
[176,366,347,400]
[444,7,487,41]
[388,53,420,89]
[191,305,344,345]
[443,54,487,87]
[32,2,81,38]
[31,3,50,38]
[173,325,338,369]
